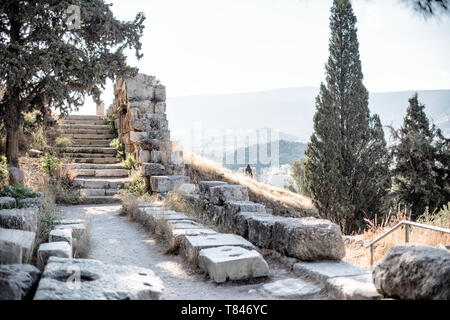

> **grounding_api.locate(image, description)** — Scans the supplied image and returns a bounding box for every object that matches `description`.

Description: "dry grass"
[19,156,49,192]
[183,150,315,217]
[344,204,450,269]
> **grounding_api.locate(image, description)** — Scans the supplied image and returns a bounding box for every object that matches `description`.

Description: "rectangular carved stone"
[142,163,166,177]
[209,185,249,205]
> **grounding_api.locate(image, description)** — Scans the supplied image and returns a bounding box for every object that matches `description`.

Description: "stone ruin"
[108,74,185,191]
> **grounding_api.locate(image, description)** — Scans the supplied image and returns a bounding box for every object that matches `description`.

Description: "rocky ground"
[58,204,331,300]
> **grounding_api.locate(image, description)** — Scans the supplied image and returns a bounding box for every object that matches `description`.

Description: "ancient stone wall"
[109,73,184,187]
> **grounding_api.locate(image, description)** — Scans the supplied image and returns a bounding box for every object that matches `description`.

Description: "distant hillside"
[167,88,450,145]
[219,140,307,172]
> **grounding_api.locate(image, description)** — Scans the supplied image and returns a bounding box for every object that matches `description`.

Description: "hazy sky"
[77,0,450,114]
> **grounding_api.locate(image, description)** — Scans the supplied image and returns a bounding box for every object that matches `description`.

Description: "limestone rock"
[0,239,22,264]
[223,201,265,230]
[27,149,43,158]
[150,150,161,163]
[0,264,41,300]
[34,257,164,300]
[142,163,166,177]
[139,150,151,163]
[198,181,227,198]
[209,184,249,205]
[260,278,322,299]
[272,217,345,261]
[326,274,381,300]
[0,227,35,264]
[0,207,39,232]
[243,212,286,249]
[125,74,155,101]
[0,197,16,209]
[174,183,196,194]
[154,85,166,102]
[37,241,72,269]
[150,175,190,193]
[49,228,73,246]
[372,244,450,300]
[184,233,255,262]
[198,246,269,283]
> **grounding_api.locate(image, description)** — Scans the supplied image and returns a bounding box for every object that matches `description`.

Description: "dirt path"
[58,204,330,300]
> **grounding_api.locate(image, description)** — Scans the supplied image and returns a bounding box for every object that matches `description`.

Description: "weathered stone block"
[172,228,217,238]
[372,244,450,300]
[125,74,156,101]
[223,201,265,230]
[150,150,161,163]
[0,197,16,209]
[167,220,204,230]
[54,223,87,241]
[0,264,41,300]
[184,233,255,261]
[0,240,22,264]
[154,101,166,113]
[150,175,190,193]
[198,181,227,198]
[198,246,269,283]
[245,213,285,248]
[271,217,345,261]
[37,241,72,269]
[34,257,164,300]
[0,227,35,264]
[171,151,183,166]
[209,185,249,205]
[130,131,146,143]
[142,163,166,177]
[326,274,381,300]
[174,183,196,194]
[49,228,73,246]
[260,278,322,299]
[154,85,166,102]
[293,260,369,283]
[139,150,151,163]
[0,207,39,232]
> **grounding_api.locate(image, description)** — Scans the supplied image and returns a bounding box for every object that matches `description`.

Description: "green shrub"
[0,155,9,187]
[124,169,147,196]
[122,155,137,170]
[39,153,61,177]
[105,114,116,134]
[0,184,40,199]
[55,137,72,148]
[48,169,81,204]
[110,138,125,160]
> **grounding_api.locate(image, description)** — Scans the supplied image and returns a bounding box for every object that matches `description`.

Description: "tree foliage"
[391,94,450,219]
[304,0,391,234]
[0,0,145,165]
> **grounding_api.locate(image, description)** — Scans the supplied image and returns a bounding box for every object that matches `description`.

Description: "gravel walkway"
[58,204,330,300]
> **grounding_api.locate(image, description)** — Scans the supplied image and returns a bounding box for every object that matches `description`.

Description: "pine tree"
[304,0,391,234]
[0,1,145,166]
[391,93,450,218]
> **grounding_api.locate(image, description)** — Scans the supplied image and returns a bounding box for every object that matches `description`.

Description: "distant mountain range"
[167,87,450,146]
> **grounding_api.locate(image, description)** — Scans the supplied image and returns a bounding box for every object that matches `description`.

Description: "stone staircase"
[58,115,131,204]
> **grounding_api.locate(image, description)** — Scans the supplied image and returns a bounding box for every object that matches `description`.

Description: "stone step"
[80,188,120,196]
[293,261,381,300]
[69,163,124,170]
[57,147,116,154]
[79,196,122,204]
[61,124,110,130]
[61,133,115,140]
[73,168,129,177]
[61,153,116,159]
[75,177,131,189]
[65,115,103,120]
[59,128,111,135]
[72,158,120,164]
[60,120,106,125]
[70,139,111,146]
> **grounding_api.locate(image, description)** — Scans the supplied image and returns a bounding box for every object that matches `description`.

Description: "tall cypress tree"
[391,93,450,218]
[304,0,391,234]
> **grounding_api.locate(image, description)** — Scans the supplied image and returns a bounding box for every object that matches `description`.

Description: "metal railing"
[365,220,450,266]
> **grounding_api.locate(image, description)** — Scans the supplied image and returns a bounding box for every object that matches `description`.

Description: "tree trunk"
[6,124,20,167]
